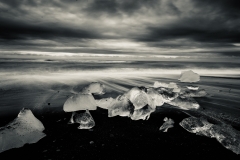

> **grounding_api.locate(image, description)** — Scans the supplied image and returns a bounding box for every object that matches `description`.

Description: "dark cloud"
[0,0,239,56]
[136,0,240,45]
[83,0,160,16]
[139,18,240,43]
[0,17,100,41]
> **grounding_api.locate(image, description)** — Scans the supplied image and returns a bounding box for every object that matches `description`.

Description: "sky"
[0,0,240,61]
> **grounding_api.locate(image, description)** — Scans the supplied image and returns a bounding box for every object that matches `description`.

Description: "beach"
[0,70,240,159]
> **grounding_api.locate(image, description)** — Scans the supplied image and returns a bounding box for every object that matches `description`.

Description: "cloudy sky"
[0,0,240,61]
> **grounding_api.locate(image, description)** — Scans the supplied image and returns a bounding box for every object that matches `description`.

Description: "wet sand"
[0,75,240,159]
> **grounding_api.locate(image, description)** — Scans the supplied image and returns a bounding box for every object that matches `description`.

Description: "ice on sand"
[107,93,156,120]
[179,70,200,83]
[68,110,95,129]
[159,117,174,132]
[168,82,178,89]
[180,89,207,98]
[179,117,213,137]
[146,88,164,107]
[130,105,155,120]
[0,108,46,153]
[81,82,105,95]
[95,97,115,109]
[153,81,179,90]
[180,117,240,154]
[167,97,200,110]
[153,81,169,88]
[63,94,97,112]
[157,88,178,102]
[108,95,133,118]
[125,87,149,110]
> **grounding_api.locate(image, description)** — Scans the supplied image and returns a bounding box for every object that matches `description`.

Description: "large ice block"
[180,117,240,154]
[63,94,97,112]
[108,95,133,117]
[68,110,95,129]
[125,87,149,110]
[146,88,164,108]
[179,70,200,83]
[0,108,46,153]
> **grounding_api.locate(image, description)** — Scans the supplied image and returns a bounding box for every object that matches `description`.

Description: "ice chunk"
[125,87,149,110]
[153,81,169,88]
[167,97,200,110]
[168,82,178,89]
[210,124,240,155]
[95,97,115,109]
[153,81,181,93]
[179,70,200,83]
[157,88,178,102]
[81,82,105,95]
[180,89,207,98]
[172,88,181,93]
[159,117,174,132]
[186,85,199,90]
[63,94,97,112]
[146,88,164,107]
[68,110,95,129]
[130,105,155,120]
[179,117,213,137]
[180,117,240,154]
[108,95,133,117]
[163,117,168,121]
[0,108,46,153]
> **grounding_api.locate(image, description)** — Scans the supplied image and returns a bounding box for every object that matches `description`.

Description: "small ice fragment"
[179,70,200,83]
[81,82,105,95]
[180,89,207,98]
[159,117,174,132]
[163,117,168,121]
[90,141,94,144]
[63,94,97,112]
[95,97,115,109]
[167,97,200,110]
[186,85,199,90]
[180,117,240,154]
[68,110,95,129]
[172,88,181,93]
[125,87,149,110]
[153,81,169,88]
[108,95,133,118]
[130,105,155,120]
[168,82,178,89]
[0,108,46,153]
